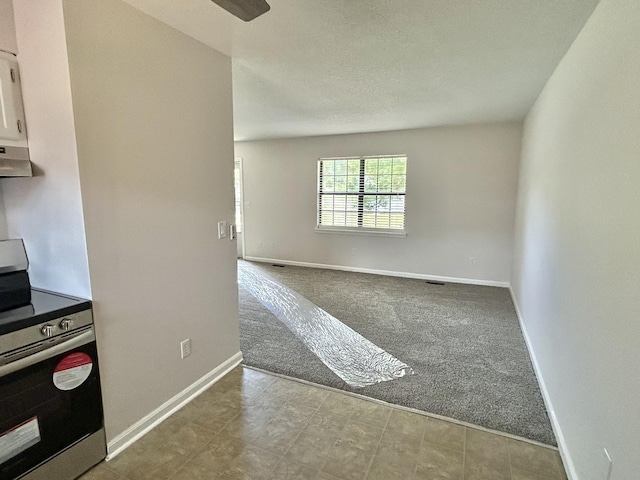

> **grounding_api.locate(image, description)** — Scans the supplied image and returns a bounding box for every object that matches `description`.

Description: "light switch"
[218,221,227,239]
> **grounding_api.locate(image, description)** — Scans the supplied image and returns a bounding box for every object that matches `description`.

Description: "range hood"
[0,52,32,178]
[0,145,32,177]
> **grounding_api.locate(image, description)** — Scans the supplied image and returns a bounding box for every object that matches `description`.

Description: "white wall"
[2,0,91,297]
[62,0,239,444]
[0,0,15,239]
[236,122,521,285]
[511,0,640,479]
[0,0,17,54]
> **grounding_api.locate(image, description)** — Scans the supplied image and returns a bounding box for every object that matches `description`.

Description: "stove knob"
[59,318,74,331]
[41,324,55,337]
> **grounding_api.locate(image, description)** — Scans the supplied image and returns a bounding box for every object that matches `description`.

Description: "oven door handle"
[0,329,96,378]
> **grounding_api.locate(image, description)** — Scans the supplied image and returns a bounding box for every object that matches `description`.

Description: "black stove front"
[0,239,105,480]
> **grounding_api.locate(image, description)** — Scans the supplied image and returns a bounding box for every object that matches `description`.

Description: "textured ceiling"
[122,0,599,141]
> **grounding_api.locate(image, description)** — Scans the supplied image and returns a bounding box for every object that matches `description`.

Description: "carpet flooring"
[238,261,555,446]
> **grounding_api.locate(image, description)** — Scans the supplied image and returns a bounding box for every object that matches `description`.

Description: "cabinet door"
[0,55,24,142]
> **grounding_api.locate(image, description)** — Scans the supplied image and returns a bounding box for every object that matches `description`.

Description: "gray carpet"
[238,261,555,446]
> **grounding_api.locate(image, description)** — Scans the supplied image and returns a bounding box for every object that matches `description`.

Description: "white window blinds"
[317,155,407,232]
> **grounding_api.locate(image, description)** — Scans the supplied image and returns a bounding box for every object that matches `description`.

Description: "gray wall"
[3,0,91,297]
[2,0,240,446]
[62,0,240,443]
[236,122,522,285]
[511,0,640,478]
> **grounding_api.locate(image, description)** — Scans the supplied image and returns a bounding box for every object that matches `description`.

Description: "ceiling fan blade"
[211,0,270,22]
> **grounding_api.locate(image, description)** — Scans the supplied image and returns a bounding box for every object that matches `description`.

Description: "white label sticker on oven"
[0,416,41,465]
[53,352,93,391]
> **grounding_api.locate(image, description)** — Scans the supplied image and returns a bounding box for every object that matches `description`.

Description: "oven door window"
[0,342,104,480]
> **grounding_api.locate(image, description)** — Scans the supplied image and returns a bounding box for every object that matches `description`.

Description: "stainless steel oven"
[0,306,105,480]
[0,240,105,480]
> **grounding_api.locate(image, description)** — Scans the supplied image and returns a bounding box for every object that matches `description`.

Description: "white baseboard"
[243,256,509,288]
[509,287,577,480]
[106,351,243,459]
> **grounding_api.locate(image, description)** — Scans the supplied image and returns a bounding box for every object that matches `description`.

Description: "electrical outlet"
[180,339,191,359]
[469,257,476,265]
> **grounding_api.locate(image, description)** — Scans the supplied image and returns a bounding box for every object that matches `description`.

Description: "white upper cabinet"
[0,0,18,54]
[0,52,27,146]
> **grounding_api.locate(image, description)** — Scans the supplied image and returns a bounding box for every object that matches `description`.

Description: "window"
[317,155,407,234]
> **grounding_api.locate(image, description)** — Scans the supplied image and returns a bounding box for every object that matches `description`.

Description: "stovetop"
[0,288,91,336]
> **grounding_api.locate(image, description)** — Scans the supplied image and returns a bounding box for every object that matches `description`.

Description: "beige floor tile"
[385,409,428,442]
[380,429,424,454]
[171,460,223,480]
[221,445,281,480]
[263,376,311,400]
[510,468,547,480]
[249,419,305,455]
[315,472,342,480]
[464,428,510,466]
[266,378,329,408]
[270,458,320,479]
[367,454,416,480]
[306,410,350,438]
[349,401,392,429]
[188,398,241,433]
[509,439,563,479]
[422,417,466,452]
[462,459,511,480]
[217,367,273,393]
[241,367,277,387]
[144,410,190,443]
[335,421,384,454]
[511,464,568,480]
[242,393,287,417]
[208,382,264,407]
[284,429,338,469]
[556,458,569,480]
[271,401,318,429]
[321,443,373,480]
[152,421,217,458]
[78,462,121,480]
[221,410,271,443]
[415,441,463,480]
[463,428,511,480]
[98,368,561,480]
[190,432,246,473]
[316,391,362,416]
[288,384,330,408]
[106,441,188,480]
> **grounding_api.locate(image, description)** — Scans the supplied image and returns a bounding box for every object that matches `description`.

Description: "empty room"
[0,1,637,480]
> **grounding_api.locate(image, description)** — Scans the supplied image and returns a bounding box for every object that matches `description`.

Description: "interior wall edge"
[106,351,243,459]
[243,256,510,288]
[508,286,576,480]
[0,183,9,239]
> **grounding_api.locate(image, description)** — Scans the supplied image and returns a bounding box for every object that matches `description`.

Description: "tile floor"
[80,367,567,480]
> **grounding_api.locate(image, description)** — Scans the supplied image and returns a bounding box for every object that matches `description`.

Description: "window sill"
[314,227,407,238]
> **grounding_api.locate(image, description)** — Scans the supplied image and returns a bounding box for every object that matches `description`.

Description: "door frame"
[234,157,246,259]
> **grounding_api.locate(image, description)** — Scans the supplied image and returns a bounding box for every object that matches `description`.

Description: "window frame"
[315,154,407,237]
